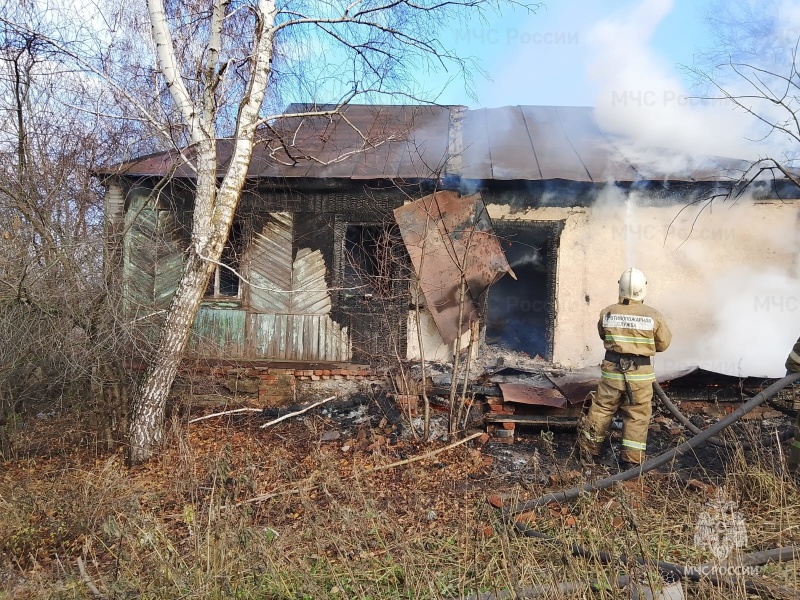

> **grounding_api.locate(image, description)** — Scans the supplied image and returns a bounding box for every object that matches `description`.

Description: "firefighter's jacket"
[788,337,800,373]
[598,300,672,389]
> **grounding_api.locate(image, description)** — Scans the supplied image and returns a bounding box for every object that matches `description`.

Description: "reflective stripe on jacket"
[598,300,671,357]
[598,299,671,386]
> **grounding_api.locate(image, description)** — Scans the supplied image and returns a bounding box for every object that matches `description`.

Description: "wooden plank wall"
[189,307,246,358]
[122,191,187,314]
[248,314,350,362]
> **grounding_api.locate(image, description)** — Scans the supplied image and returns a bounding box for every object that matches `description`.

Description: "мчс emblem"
[693,489,748,561]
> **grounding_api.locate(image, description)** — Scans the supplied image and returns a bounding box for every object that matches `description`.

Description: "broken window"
[342,224,395,301]
[205,220,246,299]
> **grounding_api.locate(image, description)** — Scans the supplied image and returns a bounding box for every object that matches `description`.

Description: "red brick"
[259,374,278,382]
[487,494,504,508]
[501,422,516,431]
[321,370,331,376]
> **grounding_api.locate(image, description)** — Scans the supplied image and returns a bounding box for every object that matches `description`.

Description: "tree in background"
[0,4,152,456]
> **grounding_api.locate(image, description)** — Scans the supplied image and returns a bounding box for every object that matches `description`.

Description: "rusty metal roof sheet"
[114,104,451,180]
[394,191,514,344]
[498,382,567,408]
[106,104,754,184]
[543,365,756,403]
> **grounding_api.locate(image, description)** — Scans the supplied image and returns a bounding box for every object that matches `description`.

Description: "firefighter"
[786,336,800,474]
[579,267,672,465]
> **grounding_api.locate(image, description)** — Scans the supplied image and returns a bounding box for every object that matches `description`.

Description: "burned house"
[103,104,800,377]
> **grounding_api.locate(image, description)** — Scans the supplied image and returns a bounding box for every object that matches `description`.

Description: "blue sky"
[424,0,714,108]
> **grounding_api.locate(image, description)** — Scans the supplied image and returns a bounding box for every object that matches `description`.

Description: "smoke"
[587,0,798,166]
[584,186,800,378]
[666,267,800,377]
[570,2,800,377]
[509,248,544,270]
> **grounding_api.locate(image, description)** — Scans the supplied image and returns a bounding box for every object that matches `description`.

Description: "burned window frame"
[339,222,400,304]
[484,219,563,361]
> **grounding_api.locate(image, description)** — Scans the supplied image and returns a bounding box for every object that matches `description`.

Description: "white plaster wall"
[406,308,473,362]
[487,197,800,378]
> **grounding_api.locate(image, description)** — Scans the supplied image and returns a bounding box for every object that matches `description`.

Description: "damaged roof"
[107,104,755,184]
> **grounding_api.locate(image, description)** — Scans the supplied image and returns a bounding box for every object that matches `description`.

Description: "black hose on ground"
[453,526,800,599]
[508,372,800,513]
[511,523,800,599]
[653,380,794,450]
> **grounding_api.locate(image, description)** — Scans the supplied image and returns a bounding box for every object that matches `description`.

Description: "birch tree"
[124,0,525,464]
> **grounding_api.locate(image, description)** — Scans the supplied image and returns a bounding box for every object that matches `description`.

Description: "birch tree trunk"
[123,0,507,463]
[127,0,276,465]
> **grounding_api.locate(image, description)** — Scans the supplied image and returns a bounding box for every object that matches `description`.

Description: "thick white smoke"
[577,1,800,377]
[587,0,798,165]
[586,187,800,378]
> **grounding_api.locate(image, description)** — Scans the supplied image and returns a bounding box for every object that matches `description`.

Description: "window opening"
[205,220,245,298]
[342,224,395,301]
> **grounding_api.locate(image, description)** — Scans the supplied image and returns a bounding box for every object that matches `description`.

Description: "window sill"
[201,298,243,309]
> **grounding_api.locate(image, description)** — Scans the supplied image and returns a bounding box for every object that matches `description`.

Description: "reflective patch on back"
[602,313,655,331]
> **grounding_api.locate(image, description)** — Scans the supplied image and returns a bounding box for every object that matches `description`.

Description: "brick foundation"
[178,364,379,407]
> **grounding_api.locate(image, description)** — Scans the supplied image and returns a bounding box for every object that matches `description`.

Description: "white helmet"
[618,267,647,301]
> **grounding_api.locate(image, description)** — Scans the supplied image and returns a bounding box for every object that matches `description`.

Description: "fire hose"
[491,372,800,598]
[508,371,800,511]
[456,534,800,600]
[653,380,794,450]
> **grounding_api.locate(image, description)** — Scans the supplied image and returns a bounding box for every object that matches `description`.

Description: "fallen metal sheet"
[490,368,554,386]
[546,365,702,403]
[394,191,514,344]
[498,383,567,408]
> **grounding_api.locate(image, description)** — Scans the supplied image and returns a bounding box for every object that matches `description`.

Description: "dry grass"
[1,409,799,599]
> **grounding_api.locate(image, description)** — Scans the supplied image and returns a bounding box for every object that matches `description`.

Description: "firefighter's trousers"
[580,374,653,464]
